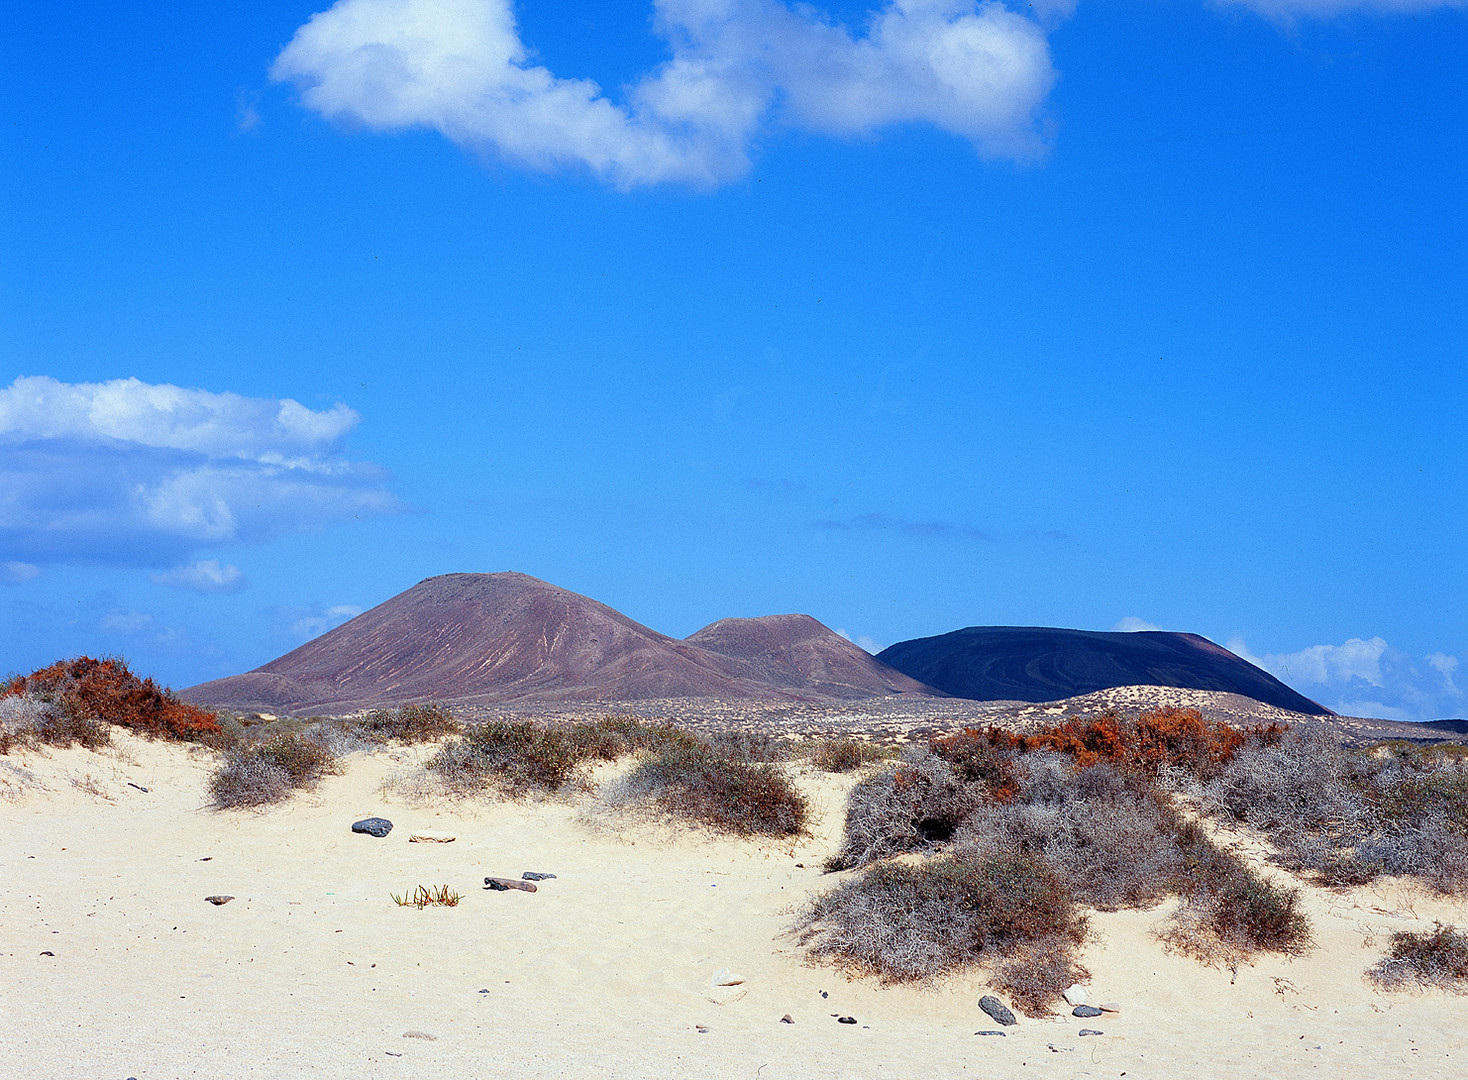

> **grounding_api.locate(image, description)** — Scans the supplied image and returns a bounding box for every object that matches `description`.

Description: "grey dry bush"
[808,736,891,773]
[428,716,809,836]
[1368,923,1468,993]
[355,703,462,744]
[209,729,339,808]
[1204,729,1468,892]
[0,691,110,753]
[805,717,1317,1007]
[794,849,1087,1013]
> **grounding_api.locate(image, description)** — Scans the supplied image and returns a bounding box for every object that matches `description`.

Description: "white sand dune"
[2,732,1466,1079]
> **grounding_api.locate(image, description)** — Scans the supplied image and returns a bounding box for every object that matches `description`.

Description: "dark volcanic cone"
[182,573,943,713]
[877,626,1331,716]
[683,613,938,701]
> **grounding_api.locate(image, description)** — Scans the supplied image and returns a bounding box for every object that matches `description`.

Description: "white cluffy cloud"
[0,376,397,568]
[1228,635,1466,722]
[1217,0,1466,18]
[150,559,246,594]
[1112,616,1162,633]
[272,0,1059,187]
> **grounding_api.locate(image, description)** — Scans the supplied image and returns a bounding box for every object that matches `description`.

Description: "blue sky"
[2,0,1464,720]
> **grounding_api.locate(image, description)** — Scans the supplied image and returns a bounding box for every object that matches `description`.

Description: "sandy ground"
[3,732,1466,1080]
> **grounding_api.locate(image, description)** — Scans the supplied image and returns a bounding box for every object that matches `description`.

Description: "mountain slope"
[182,573,941,712]
[876,626,1331,715]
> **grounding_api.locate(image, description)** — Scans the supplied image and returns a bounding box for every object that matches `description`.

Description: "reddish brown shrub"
[1019,709,1285,778]
[4,656,220,741]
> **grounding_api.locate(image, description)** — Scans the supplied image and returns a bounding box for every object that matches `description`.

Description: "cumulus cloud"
[0,376,397,568]
[1228,634,1466,721]
[272,0,1059,187]
[150,560,246,594]
[1113,616,1162,632]
[1216,0,1466,19]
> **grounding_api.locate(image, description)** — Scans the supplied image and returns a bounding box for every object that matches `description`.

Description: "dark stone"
[352,817,393,838]
[204,895,234,906]
[485,878,509,891]
[1079,1029,1104,1036]
[38,951,54,957]
[837,1016,857,1025]
[974,1031,1008,1037]
[1072,1005,1103,1018]
[522,872,556,881]
[127,782,149,793]
[978,995,1017,1026]
[780,1014,794,1024]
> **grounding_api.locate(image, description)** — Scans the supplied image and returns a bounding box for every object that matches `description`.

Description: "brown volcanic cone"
[683,614,937,701]
[182,573,942,713]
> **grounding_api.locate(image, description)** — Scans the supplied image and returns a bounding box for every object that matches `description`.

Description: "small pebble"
[1098,1002,1122,1013]
[205,895,234,906]
[522,872,556,881]
[974,1031,1007,1037]
[38,951,54,957]
[402,1031,436,1041]
[780,1014,794,1024]
[1073,1005,1103,1018]
[1079,1029,1104,1037]
[837,1016,857,1025]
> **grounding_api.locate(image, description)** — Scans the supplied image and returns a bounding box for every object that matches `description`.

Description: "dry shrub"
[3,656,218,743]
[1020,708,1282,778]
[356,703,462,744]
[1163,819,1313,960]
[809,737,890,773]
[826,746,983,870]
[796,850,1086,1012]
[209,731,338,808]
[391,884,462,909]
[1368,923,1468,993]
[0,692,110,753]
[1205,729,1468,891]
[620,739,808,836]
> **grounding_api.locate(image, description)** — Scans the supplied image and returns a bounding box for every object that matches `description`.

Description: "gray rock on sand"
[522,872,556,881]
[352,817,392,838]
[1079,1029,1104,1036]
[974,1031,1007,1037]
[1072,1005,1103,1018]
[978,995,1017,1026]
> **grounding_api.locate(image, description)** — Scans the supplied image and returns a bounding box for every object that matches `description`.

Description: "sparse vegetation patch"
[209,730,339,808]
[1368,923,1468,993]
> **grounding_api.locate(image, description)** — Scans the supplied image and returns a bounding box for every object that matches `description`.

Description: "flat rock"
[978,995,1017,1027]
[1062,984,1088,1006]
[1098,1002,1122,1013]
[1072,1005,1103,1018]
[710,968,745,987]
[484,877,536,893]
[408,832,455,843]
[522,871,556,881]
[974,1031,1007,1037]
[204,895,234,906]
[352,817,393,838]
[1079,1029,1104,1036]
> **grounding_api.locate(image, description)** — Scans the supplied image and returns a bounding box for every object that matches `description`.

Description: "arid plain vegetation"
[6,654,1468,1016]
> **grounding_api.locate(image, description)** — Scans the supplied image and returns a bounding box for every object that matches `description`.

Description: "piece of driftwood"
[484,877,537,893]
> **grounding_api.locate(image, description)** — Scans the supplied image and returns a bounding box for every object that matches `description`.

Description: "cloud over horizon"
[1229,635,1467,722]
[0,376,398,569]
[272,0,1060,188]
